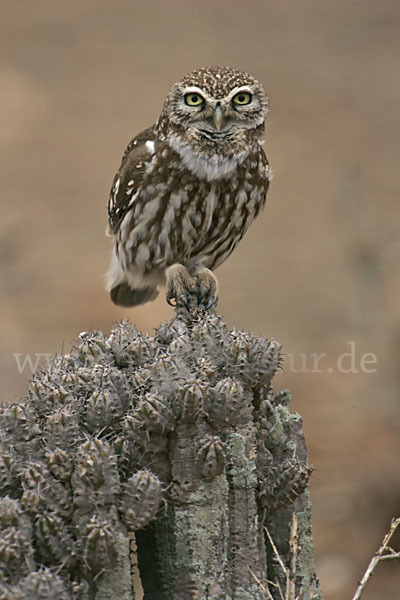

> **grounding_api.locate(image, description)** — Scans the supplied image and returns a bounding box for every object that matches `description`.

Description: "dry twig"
[249,566,274,600]
[265,525,286,599]
[288,512,299,600]
[264,513,300,600]
[351,516,400,600]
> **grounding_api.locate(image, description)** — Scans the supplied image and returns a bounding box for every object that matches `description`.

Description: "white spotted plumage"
[106,66,270,308]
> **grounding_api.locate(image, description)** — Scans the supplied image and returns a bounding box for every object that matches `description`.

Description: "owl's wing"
[107,126,156,235]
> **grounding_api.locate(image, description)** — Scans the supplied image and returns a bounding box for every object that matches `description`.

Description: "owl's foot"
[193,267,219,310]
[166,264,196,311]
[165,264,218,312]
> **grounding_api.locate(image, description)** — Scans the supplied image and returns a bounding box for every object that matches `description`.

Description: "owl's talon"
[193,268,219,310]
[167,294,191,310]
[200,294,217,311]
[205,296,218,311]
[195,286,217,311]
[166,296,177,307]
[165,264,196,311]
[196,286,208,306]
[178,294,192,311]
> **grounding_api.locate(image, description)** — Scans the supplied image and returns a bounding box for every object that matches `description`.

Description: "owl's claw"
[166,296,176,307]
[206,296,218,311]
[165,264,196,311]
[194,268,219,311]
[166,292,192,311]
[179,294,192,311]
[165,264,218,313]
[195,285,208,306]
[195,285,217,311]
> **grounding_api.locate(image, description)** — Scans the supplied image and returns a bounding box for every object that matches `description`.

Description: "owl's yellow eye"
[184,93,205,106]
[232,92,252,105]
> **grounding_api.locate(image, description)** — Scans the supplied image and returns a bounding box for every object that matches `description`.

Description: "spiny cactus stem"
[0,303,323,600]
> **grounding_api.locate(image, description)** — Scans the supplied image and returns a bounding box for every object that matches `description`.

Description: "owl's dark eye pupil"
[238,95,245,102]
[185,93,204,106]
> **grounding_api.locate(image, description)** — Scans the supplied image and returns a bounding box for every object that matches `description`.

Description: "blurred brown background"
[1,1,399,597]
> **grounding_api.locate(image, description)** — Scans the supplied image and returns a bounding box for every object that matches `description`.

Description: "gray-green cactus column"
[0,310,324,600]
[120,312,323,600]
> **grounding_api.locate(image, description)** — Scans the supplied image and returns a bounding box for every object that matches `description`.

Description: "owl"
[106,65,270,310]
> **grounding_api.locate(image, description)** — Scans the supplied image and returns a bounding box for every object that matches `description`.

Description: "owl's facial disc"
[167,83,266,140]
[159,73,268,159]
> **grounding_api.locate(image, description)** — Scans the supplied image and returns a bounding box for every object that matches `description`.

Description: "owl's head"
[156,66,268,160]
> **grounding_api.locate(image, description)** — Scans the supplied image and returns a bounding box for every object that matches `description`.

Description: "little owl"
[106,65,270,310]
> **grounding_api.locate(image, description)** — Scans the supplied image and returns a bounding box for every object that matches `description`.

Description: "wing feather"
[107,127,156,235]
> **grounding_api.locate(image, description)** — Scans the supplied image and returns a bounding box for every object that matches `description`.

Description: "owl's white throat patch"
[168,135,248,182]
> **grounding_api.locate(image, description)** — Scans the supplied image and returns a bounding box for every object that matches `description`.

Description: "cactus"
[0,309,323,599]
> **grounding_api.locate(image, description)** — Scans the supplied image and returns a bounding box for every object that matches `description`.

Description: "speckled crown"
[176,65,259,98]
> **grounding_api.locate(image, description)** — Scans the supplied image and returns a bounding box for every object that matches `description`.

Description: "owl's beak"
[213,105,224,131]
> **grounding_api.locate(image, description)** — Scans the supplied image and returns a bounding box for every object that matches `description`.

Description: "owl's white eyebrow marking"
[182,86,213,102]
[182,86,205,94]
[145,140,155,154]
[227,86,253,100]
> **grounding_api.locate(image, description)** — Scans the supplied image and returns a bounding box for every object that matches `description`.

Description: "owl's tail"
[110,282,159,307]
[106,247,159,307]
